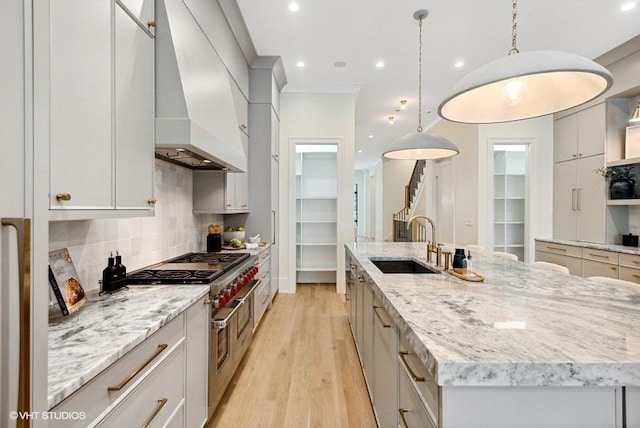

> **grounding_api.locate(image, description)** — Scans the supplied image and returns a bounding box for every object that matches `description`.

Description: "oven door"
[233,279,260,359]
[209,300,241,416]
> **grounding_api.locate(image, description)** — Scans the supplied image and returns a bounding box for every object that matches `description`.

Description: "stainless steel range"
[125,251,261,421]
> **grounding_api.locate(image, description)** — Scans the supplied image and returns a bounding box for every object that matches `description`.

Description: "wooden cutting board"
[222,244,246,250]
[448,268,485,282]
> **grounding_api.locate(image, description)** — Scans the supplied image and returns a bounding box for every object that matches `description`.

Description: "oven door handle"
[233,279,261,304]
[211,301,242,329]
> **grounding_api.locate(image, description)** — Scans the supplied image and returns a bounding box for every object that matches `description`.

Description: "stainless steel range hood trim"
[155,118,246,171]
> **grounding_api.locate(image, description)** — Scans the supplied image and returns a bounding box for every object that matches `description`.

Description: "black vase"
[610,179,635,199]
[452,248,466,269]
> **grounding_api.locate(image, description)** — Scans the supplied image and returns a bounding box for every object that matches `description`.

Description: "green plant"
[595,166,635,181]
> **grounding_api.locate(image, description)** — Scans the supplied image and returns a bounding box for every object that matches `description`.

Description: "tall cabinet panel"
[552,102,615,243]
[247,57,285,303]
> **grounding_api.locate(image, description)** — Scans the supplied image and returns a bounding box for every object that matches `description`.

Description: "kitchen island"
[346,241,640,427]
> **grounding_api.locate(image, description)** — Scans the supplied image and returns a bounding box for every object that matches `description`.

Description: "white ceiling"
[236,0,640,169]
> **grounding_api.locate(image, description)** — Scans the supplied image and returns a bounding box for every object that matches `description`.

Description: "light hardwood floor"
[208,284,377,428]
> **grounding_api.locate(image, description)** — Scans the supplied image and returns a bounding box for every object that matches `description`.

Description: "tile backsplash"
[49,160,223,292]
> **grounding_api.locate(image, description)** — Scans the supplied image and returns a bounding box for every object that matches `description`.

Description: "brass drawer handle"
[633,275,640,280]
[108,344,168,391]
[399,351,425,382]
[611,266,617,271]
[147,198,157,205]
[547,246,566,252]
[142,398,167,428]
[373,305,392,328]
[147,20,156,29]
[588,253,610,259]
[399,408,410,428]
[358,275,364,283]
[56,193,71,201]
[632,260,640,265]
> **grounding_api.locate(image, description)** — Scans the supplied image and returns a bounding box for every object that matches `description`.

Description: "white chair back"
[533,261,570,274]
[492,251,518,261]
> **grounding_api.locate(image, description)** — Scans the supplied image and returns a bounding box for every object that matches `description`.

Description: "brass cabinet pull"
[398,351,425,382]
[108,344,168,391]
[142,398,167,428]
[56,193,71,201]
[358,275,364,283]
[547,246,566,252]
[398,408,410,428]
[588,253,610,260]
[147,198,157,205]
[633,274,640,280]
[204,299,212,305]
[611,266,617,271]
[373,305,392,328]
[147,20,156,28]
[2,218,31,424]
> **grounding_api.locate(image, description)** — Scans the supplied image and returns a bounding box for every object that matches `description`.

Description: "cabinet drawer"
[582,248,619,264]
[399,337,438,423]
[582,259,618,279]
[50,313,185,427]
[534,251,582,276]
[96,342,186,428]
[535,241,582,258]
[619,253,640,269]
[618,267,640,284]
[399,365,437,428]
[258,257,270,280]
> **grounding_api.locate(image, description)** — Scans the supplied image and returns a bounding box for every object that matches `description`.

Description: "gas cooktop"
[125,252,250,285]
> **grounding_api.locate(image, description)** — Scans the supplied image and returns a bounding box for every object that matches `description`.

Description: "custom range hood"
[155,0,247,172]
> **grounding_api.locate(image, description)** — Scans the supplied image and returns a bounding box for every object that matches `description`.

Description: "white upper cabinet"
[230,79,249,136]
[49,0,155,220]
[554,103,606,163]
[115,0,155,210]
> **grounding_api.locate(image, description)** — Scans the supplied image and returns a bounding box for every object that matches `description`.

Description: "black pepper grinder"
[101,252,116,292]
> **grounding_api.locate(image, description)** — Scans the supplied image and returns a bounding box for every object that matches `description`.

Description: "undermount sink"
[368,257,440,274]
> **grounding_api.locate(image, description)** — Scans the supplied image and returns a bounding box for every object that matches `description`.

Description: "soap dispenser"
[452,248,466,269]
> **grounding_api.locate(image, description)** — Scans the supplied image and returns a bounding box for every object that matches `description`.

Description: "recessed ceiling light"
[358,150,363,153]
[288,2,300,12]
[296,61,305,68]
[621,1,636,11]
[334,61,347,68]
[400,100,407,110]
[368,135,373,139]
[388,116,395,125]
[375,61,385,68]
[455,60,464,68]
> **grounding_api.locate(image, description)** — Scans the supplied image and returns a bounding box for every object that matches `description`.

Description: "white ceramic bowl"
[223,231,245,242]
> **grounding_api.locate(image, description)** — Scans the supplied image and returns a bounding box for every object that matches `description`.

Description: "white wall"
[478,115,554,261]
[49,160,223,292]
[279,91,356,294]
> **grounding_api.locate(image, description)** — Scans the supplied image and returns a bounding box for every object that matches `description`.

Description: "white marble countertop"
[346,241,640,388]
[536,237,640,255]
[48,285,209,409]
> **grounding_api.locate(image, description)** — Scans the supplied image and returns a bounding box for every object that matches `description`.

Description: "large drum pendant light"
[383,10,459,160]
[438,0,614,124]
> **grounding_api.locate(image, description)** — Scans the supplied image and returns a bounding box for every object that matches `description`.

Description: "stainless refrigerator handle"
[272,210,276,245]
[2,217,31,427]
[577,188,581,211]
[571,189,576,211]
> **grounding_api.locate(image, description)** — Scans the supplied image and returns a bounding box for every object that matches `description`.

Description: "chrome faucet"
[406,215,441,266]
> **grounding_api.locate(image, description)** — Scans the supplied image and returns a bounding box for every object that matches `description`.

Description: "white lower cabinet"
[628,387,640,427]
[372,300,398,428]
[50,295,208,428]
[96,343,185,427]
[361,275,374,394]
[398,367,436,428]
[254,248,272,329]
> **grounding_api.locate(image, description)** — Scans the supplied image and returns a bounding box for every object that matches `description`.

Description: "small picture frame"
[625,125,640,160]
